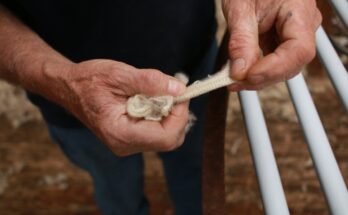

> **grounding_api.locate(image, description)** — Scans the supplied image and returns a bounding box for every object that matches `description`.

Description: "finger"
[116,101,189,152]
[161,101,190,149]
[116,116,171,152]
[314,8,323,29]
[224,0,261,81]
[246,38,315,85]
[131,69,186,97]
[245,3,318,85]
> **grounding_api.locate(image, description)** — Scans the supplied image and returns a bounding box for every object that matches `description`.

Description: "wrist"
[39,58,75,104]
[14,51,74,106]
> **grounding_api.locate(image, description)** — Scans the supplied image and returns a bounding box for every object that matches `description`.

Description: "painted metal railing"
[239,91,290,215]
[238,1,348,214]
[316,26,348,112]
[328,0,348,28]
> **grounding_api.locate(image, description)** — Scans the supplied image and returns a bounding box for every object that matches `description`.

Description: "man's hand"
[53,60,189,156]
[222,0,322,90]
[0,6,189,156]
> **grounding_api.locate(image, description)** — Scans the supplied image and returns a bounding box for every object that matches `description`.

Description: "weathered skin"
[223,0,322,91]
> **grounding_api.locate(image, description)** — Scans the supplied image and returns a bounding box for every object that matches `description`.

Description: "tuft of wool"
[126,63,234,121]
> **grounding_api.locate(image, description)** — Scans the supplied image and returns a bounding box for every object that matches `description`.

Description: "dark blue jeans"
[46,41,218,215]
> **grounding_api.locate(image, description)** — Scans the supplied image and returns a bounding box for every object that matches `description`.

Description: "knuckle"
[139,69,168,94]
[228,32,257,56]
[161,141,175,151]
[110,63,121,72]
[315,9,323,27]
[299,43,316,64]
[161,135,179,151]
[110,61,133,73]
[141,69,162,84]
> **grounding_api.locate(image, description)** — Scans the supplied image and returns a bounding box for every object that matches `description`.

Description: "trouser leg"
[158,95,208,215]
[47,125,149,215]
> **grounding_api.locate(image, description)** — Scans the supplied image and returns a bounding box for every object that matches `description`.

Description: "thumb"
[133,69,186,96]
[225,1,260,81]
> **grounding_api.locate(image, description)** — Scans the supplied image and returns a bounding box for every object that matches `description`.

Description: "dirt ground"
[0,1,347,215]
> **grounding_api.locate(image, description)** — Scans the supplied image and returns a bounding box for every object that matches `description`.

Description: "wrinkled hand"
[222,0,322,90]
[59,60,188,156]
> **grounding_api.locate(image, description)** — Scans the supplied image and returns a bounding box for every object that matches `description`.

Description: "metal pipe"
[328,0,348,28]
[239,91,290,215]
[316,26,348,112]
[286,73,348,215]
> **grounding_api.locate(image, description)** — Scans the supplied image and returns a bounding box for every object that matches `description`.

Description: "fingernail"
[248,75,265,84]
[231,58,246,77]
[168,80,185,95]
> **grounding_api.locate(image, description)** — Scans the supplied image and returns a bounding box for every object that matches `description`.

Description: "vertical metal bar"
[327,0,348,28]
[239,91,290,215]
[287,73,348,215]
[316,26,348,112]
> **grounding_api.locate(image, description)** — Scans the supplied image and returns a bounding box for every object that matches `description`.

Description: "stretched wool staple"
[127,63,234,121]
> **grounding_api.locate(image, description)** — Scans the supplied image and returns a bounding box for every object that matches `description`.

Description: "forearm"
[0,5,73,104]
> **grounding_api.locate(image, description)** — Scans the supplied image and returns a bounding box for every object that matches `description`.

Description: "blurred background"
[0,0,347,214]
